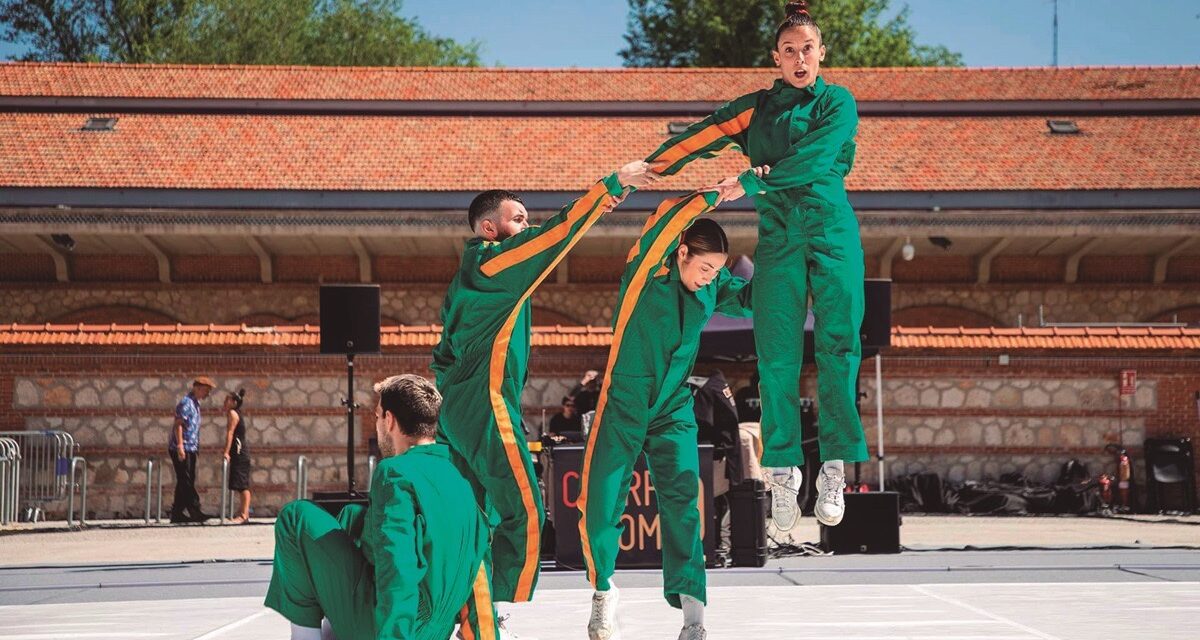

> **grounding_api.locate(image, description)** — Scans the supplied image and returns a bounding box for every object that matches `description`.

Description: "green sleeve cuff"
[601,172,625,197]
[738,170,766,196]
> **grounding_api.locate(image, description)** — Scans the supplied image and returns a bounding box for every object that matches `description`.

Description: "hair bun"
[785,1,810,18]
[237,388,246,398]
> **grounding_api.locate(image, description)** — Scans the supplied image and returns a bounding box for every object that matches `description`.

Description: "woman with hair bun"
[577,175,759,640]
[222,388,252,524]
[644,0,866,530]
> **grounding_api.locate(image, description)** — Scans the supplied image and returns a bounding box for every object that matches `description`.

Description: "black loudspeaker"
[1144,438,1196,513]
[319,284,381,354]
[728,479,769,567]
[861,279,892,349]
[820,491,901,554]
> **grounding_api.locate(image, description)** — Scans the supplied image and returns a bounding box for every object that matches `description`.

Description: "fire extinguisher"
[1104,444,1132,511]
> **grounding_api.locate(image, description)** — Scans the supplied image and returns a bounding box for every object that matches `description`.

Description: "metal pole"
[345,353,357,495]
[297,456,308,501]
[68,456,87,528]
[1,459,8,525]
[367,455,377,492]
[220,457,229,524]
[1052,0,1059,67]
[156,460,164,523]
[875,354,886,491]
[144,459,153,524]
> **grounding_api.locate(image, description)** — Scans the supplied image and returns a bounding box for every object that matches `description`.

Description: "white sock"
[680,594,704,626]
[290,623,321,640]
[596,581,619,598]
[823,460,845,475]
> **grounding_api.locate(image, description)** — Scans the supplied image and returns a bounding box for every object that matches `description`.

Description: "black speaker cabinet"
[861,279,892,349]
[728,479,769,567]
[319,284,381,354]
[819,491,901,554]
[1144,437,1196,513]
[311,491,370,518]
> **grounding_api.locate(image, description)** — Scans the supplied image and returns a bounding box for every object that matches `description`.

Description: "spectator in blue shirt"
[170,375,216,523]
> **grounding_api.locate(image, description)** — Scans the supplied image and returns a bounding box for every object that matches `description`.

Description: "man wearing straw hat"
[169,375,216,523]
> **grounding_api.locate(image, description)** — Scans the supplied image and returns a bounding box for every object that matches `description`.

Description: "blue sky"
[2,0,1197,67]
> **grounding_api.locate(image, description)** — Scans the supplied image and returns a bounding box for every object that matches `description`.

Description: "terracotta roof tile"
[4,324,1199,351]
[890,326,1200,350]
[3,112,1197,192]
[2,63,1197,102]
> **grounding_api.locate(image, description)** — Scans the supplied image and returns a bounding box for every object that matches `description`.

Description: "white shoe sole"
[815,508,844,527]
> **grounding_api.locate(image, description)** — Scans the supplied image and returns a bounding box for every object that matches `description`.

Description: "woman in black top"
[222,388,252,523]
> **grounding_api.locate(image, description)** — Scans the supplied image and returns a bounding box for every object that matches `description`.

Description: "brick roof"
[891,326,1200,350]
[3,324,1198,351]
[3,112,1197,191]
[2,63,1197,102]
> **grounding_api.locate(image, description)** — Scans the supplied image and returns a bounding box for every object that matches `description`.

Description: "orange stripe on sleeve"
[480,181,611,277]
[654,108,754,167]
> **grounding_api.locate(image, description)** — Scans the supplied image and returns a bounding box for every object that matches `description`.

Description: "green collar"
[770,75,825,98]
[404,442,448,459]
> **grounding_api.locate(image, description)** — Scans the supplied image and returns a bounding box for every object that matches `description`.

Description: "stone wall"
[3,351,1197,520]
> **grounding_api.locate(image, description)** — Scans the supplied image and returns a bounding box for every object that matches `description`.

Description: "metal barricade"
[67,456,87,528]
[0,430,79,522]
[0,437,20,525]
[296,456,308,501]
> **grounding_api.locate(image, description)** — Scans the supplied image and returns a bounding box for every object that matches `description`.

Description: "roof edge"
[4,188,1198,211]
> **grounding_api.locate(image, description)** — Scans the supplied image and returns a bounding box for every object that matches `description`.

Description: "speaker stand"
[341,353,360,497]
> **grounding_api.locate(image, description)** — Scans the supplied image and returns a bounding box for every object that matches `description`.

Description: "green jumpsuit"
[645,76,868,468]
[578,191,752,608]
[264,443,499,640]
[432,173,627,603]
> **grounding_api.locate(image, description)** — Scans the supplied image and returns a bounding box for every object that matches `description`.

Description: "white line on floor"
[191,610,271,640]
[909,584,1062,640]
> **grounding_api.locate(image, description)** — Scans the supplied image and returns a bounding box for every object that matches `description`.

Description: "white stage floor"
[2,581,1197,640]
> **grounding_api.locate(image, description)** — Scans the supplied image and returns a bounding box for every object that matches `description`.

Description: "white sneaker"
[677,623,707,640]
[588,589,620,640]
[815,465,847,526]
[767,466,802,531]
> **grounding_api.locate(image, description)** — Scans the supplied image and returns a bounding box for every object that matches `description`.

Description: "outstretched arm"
[479,161,657,294]
[645,93,757,176]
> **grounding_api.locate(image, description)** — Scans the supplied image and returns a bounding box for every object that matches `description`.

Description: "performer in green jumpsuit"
[432,161,656,605]
[643,1,865,526]
[265,374,498,640]
[579,189,753,640]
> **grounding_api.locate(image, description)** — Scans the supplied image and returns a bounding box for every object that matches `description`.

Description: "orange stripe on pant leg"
[578,194,714,588]
[458,604,476,640]
[472,564,496,640]
[487,191,616,601]
[488,324,541,602]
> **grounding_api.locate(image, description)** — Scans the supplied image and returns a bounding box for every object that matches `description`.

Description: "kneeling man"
[266,374,497,639]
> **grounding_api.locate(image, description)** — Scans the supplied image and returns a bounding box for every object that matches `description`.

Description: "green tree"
[621,0,962,68]
[1,0,480,66]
